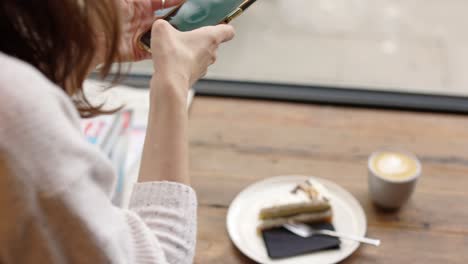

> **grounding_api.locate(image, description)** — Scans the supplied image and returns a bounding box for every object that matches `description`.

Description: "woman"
[0,0,234,263]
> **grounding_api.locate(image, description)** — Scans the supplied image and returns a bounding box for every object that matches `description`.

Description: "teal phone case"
[140,0,245,49]
[166,0,245,31]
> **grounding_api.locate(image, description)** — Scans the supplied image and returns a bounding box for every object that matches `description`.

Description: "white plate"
[227,175,367,264]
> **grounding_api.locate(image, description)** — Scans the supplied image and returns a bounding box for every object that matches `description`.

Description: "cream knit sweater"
[0,53,197,263]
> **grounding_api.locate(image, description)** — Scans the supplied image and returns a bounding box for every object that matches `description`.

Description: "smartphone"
[139,0,258,52]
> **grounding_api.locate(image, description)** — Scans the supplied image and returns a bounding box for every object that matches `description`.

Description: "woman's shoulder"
[0,52,81,129]
[0,52,115,196]
[0,52,70,104]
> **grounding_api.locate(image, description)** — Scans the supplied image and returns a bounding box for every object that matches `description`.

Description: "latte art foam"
[370,152,419,180]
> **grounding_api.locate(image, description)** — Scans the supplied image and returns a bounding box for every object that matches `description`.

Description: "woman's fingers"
[215,25,236,44]
[150,0,185,11]
[149,15,236,86]
[198,24,236,45]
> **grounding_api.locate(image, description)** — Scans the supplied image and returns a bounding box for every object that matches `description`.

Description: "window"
[122,0,468,112]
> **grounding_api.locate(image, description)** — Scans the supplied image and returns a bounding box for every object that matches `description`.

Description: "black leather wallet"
[262,222,341,259]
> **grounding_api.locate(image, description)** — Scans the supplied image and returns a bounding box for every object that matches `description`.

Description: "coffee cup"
[368,150,422,209]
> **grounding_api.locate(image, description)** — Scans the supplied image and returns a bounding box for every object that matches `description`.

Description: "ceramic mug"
[368,150,422,209]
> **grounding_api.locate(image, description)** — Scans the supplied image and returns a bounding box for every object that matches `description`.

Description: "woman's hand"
[118,0,184,62]
[150,20,235,100]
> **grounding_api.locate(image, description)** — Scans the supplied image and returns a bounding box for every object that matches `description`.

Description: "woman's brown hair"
[0,0,122,117]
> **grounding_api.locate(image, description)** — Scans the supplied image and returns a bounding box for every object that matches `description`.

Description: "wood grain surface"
[189,97,468,264]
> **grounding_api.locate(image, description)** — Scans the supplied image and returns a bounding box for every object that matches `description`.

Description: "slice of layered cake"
[258,179,333,231]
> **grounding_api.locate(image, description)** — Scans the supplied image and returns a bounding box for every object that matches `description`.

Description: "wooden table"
[188,97,468,264]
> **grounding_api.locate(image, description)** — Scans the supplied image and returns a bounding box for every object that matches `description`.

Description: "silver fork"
[283,223,381,247]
